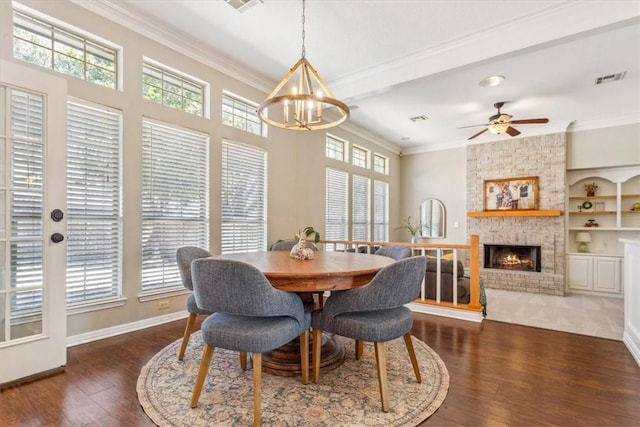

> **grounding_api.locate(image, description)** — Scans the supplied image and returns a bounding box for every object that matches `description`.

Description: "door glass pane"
[10,289,42,340]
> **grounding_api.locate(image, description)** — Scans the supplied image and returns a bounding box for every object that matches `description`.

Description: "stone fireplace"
[466,133,566,295]
[484,244,541,272]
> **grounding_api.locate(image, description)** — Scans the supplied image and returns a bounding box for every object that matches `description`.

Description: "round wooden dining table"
[209,250,394,376]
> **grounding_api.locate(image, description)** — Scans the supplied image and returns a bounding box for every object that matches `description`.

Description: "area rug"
[137,333,449,426]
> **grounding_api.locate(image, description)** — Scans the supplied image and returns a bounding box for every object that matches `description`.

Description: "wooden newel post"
[468,234,482,310]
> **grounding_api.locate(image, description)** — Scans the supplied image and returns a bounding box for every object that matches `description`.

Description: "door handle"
[51,233,64,243]
[51,209,64,222]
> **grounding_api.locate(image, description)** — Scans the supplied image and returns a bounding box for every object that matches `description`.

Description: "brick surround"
[467,133,566,295]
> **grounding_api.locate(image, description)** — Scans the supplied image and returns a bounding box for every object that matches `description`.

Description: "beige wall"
[567,124,640,170]
[1,0,400,337]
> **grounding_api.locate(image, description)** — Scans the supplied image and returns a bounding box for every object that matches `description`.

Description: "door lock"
[51,209,64,222]
[51,233,64,243]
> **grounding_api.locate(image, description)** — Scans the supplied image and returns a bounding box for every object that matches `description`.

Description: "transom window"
[222,92,264,136]
[374,153,388,174]
[326,135,347,162]
[352,145,369,168]
[12,10,118,89]
[142,61,205,117]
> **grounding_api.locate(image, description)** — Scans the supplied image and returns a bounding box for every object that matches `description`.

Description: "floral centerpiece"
[290,226,320,260]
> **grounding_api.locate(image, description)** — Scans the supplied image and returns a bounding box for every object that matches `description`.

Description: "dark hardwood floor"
[1,313,639,426]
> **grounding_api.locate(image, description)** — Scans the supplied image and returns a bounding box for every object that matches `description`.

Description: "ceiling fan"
[461,102,549,140]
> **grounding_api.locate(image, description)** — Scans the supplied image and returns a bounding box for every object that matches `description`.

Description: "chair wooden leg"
[403,333,422,383]
[300,330,309,385]
[312,327,322,383]
[190,344,215,408]
[355,340,364,360]
[178,313,197,361]
[252,353,262,427]
[374,342,389,412]
[240,351,248,370]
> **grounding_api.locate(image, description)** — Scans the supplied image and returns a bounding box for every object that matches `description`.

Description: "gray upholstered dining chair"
[189,258,312,427]
[176,246,212,361]
[374,245,412,260]
[311,256,426,412]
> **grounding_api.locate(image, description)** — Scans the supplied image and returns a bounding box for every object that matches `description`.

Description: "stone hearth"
[467,133,566,295]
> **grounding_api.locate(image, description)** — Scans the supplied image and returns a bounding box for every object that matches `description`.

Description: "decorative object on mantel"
[395,216,425,243]
[576,232,591,253]
[290,226,320,260]
[483,176,539,211]
[585,219,599,227]
[584,182,598,197]
[257,0,349,131]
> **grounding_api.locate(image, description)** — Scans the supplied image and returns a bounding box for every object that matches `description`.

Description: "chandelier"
[257,0,349,131]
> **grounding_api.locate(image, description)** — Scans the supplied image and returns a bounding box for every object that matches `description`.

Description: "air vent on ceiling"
[595,72,626,85]
[409,115,428,122]
[225,0,263,13]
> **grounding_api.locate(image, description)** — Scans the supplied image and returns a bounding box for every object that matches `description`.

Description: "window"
[13,10,117,89]
[141,121,209,293]
[352,175,371,241]
[221,141,267,254]
[326,135,347,162]
[373,180,389,241]
[352,145,369,169]
[222,92,264,136]
[325,168,348,250]
[142,61,205,116]
[4,87,45,317]
[66,100,122,305]
[374,153,388,174]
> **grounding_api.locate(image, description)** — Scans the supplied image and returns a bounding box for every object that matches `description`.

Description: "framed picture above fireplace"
[483,176,539,211]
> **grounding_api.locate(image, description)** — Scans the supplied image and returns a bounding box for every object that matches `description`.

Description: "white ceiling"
[81,0,640,153]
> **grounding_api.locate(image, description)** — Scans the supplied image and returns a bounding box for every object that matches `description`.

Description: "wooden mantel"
[467,210,562,218]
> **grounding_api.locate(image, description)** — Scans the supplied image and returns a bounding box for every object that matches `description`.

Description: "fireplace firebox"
[484,244,541,272]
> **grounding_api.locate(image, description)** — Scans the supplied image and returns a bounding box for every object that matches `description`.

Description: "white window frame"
[373,180,389,241]
[374,153,388,175]
[325,168,349,250]
[222,91,266,137]
[352,174,371,241]
[325,134,347,162]
[351,144,369,169]
[12,7,119,90]
[142,59,207,117]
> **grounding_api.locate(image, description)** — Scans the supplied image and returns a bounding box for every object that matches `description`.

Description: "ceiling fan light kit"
[257,0,349,131]
[462,101,549,140]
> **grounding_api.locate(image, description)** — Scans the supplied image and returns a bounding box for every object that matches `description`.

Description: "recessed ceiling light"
[479,75,505,87]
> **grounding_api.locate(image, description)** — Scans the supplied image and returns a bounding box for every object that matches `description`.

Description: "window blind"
[66,100,122,304]
[352,174,370,241]
[221,141,266,254]
[141,120,209,292]
[325,168,348,249]
[374,180,389,241]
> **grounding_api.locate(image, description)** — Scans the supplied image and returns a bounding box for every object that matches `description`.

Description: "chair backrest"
[176,246,211,291]
[191,258,307,326]
[322,256,426,318]
[374,245,411,260]
[271,240,318,252]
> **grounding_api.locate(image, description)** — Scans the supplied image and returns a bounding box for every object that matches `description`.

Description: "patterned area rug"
[137,333,449,426]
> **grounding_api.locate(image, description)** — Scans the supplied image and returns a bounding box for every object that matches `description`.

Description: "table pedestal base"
[262,332,345,377]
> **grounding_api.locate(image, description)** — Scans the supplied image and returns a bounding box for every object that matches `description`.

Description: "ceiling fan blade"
[510,118,549,124]
[458,123,490,129]
[505,126,521,137]
[468,128,489,140]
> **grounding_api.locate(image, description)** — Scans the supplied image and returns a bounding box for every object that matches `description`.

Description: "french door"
[0,60,67,384]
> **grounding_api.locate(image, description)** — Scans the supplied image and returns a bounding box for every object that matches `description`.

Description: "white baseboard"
[66,310,188,347]
[408,303,484,323]
[623,330,640,367]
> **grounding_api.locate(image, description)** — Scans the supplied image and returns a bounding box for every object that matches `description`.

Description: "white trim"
[623,331,640,367]
[408,302,484,323]
[67,298,127,316]
[66,310,188,347]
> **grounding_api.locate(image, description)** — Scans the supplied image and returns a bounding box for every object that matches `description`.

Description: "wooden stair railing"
[320,235,482,315]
